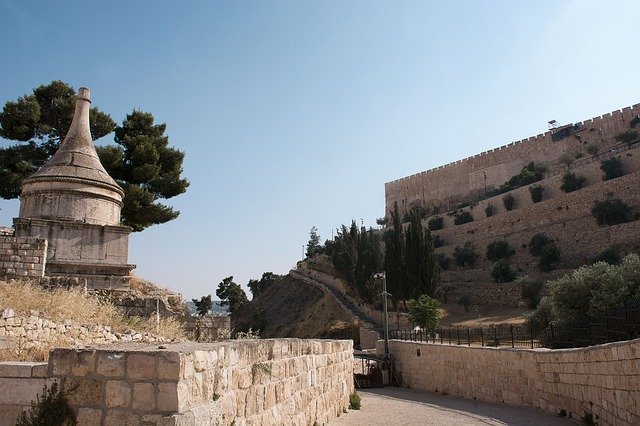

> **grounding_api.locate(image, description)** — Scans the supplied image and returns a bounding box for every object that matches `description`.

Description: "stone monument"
[12,87,135,289]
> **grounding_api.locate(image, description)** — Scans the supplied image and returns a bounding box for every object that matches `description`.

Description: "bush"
[529,233,553,257]
[587,245,622,266]
[538,243,561,272]
[17,382,74,426]
[409,294,440,330]
[502,194,515,211]
[437,253,451,270]
[428,216,444,230]
[458,293,472,313]
[591,198,632,226]
[485,204,496,217]
[453,211,473,225]
[518,276,544,309]
[600,157,624,181]
[486,162,546,197]
[560,172,586,193]
[453,242,478,268]
[349,391,361,410]
[486,240,514,262]
[529,185,544,203]
[433,235,445,248]
[491,259,517,283]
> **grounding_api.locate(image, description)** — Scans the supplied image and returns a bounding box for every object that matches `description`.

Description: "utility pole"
[374,272,390,357]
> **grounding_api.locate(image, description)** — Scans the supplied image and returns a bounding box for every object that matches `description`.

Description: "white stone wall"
[0,236,47,279]
[380,338,640,425]
[0,362,55,423]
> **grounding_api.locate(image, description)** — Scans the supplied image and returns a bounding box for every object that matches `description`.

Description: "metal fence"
[390,301,640,349]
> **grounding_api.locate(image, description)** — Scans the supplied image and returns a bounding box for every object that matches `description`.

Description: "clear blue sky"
[1,1,639,300]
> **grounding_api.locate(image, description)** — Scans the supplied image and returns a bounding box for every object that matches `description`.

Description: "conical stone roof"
[24,87,123,194]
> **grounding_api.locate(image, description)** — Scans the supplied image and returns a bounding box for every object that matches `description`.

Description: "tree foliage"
[538,243,561,272]
[216,276,248,313]
[306,226,322,257]
[486,162,546,197]
[560,172,586,193]
[591,198,632,226]
[404,210,439,299]
[453,242,478,268]
[247,272,282,299]
[409,294,440,330]
[518,276,543,309]
[192,295,213,316]
[529,185,544,203]
[502,194,515,211]
[600,157,624,181]
[0,81,188,231]
[529,233,553,257]
[453,211,473,225]
[491,259,517,283]
[486,240,514,262]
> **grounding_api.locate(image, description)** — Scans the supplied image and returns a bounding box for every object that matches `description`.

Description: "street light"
[374,272,390,358]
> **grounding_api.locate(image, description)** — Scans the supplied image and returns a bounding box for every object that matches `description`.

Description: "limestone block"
[127,354,156,380]
[104,409,140,426]
[63,378,105,406]
[0,362,36,378]
[97,352,126,378]
[75,407,103,426]
[157,382,179,412]
[72,350,96,377]
[132,382,155,411]
[49,349,73,376]
[106,380,131,408]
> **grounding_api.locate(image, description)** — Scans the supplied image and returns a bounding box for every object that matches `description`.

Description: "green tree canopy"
[247,272,282,299]
[216,276,248,313]
[306,226,322,257]
[409,294,440,330]
[0,81,189,231]
[192,294,213,316]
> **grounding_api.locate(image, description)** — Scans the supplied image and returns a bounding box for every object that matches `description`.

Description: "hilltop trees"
[306,226,322,257]
[216,276,248,313]
[247,272,282,298]
[0,81,189,231]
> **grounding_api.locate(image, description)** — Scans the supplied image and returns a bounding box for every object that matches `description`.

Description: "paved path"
[330,388,575,425]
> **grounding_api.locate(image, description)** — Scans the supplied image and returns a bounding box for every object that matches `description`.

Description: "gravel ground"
[330,388,576,425]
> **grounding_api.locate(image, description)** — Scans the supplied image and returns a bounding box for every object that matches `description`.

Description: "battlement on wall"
[385,103,640,216]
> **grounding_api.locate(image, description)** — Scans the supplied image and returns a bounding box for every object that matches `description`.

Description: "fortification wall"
[385,103,640,217]
[0,235,47,279]
[0,339,353,425]
[380,338,640,425]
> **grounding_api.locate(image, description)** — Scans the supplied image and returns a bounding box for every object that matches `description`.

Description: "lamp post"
[374,272,390,357]
[301,244,305,262]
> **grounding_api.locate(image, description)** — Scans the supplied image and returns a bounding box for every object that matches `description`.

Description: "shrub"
[615,130,639,147]
[453,242,478,268]
[518,276,544,309]
[485,204,496,217]
[486,240,514,262]
[591,198,632,226]
[529,185,544,203]
[586,144,600,157]
[428,216,444,230]
[409,294,440,330]
[528,233,553,257]
[453,211,473,225]
[587,245,622,266]
[458,293,472,313]
[560,172,586,193]
[437,253,451,270]
[502,194,515,211]
[486,162,546,197]
[17,382,74,426]
[349,391,361,410]
[439,283,456,304]
[491,259,517,283]
[600,157,624,180]
[376,217,388,226]
[538,243,561,272]
[433,235,445,248]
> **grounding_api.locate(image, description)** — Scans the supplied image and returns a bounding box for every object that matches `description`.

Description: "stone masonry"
[381,338,640,425]
[36,339,353,425]
[0,236,47,279]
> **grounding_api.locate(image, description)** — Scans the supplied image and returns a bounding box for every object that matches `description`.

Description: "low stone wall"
[0,309,169,351]
[0,361,55,422]
[381,338,640,425]
[181,315,231,342]
[0,235,47,279]
[41,339,353,425]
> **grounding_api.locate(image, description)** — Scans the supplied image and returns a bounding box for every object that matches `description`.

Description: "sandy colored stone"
[103,409,140,426]
[157,382,179,412]
[97,352,126,378]
[106,380,131,408]
[75,407,103,426]
[157,352,181,381]
[127,353,156,380]
[72,350,96,377]
[64,378,105,406]
[132,382,156,411]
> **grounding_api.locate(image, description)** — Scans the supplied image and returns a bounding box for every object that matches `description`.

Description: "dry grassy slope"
[232,274,360,341]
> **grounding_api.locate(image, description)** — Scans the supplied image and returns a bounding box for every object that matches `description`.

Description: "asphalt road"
[330,387,575,425]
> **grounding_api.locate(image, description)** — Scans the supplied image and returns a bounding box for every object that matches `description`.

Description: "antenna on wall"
[548,120,559,130]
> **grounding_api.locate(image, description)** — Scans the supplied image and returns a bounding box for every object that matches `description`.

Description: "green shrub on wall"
[491,259,517,283]
[486,240,515,262]
[529,185,544,203]
[587,245,622,266]
[433,235,445,248]
[600,157,624,181]
[428,216,444,230]
[529,233,553,256]
[518,276,543,309]
[560,172,586,193]
[437,253,451,270]
[484,204,496,217]
[591,198,632,226]
[538,243,561,272]
[453,242,478,268]
[502,194,515,211]
[453,211,473,225]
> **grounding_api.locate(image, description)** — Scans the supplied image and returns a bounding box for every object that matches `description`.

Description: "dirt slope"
[232,274,360,341]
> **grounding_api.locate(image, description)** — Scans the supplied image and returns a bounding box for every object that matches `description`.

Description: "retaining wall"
[1,339,354,425]
[0,236,47,279]
[380,338,640,425]
[0,362,55,422]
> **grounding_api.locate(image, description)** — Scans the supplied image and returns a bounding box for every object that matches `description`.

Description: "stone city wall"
[35,339,353,425]
[181,315,231,342]
[385,103,640,217]
[380,338,640,425]
[0,361,55,422]
[0,235,47,279]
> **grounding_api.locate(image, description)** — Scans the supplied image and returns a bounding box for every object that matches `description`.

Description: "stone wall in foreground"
[381,338,640,425]
[36,339,353,425]
[0,362,55,422]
